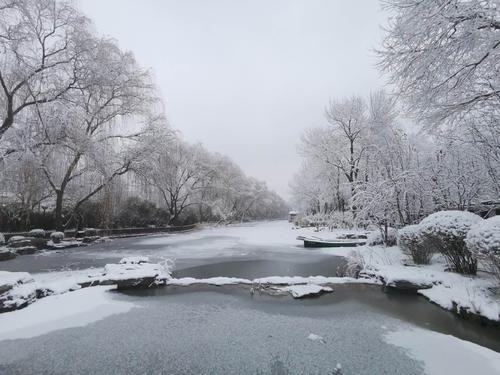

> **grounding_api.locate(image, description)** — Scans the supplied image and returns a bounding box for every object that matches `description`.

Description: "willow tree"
[29,37,159,229]
[0,0,90,143]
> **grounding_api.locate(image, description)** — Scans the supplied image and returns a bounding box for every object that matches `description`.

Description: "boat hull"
[303,239,365,248]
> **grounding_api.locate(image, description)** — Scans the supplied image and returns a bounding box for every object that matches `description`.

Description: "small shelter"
[288,210,299,223]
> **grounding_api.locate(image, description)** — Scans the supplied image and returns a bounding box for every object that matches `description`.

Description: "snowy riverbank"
[321,245,500,322]
[2,220,499,322]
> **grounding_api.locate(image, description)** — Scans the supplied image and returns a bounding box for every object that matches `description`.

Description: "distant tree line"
[0,0,288,231]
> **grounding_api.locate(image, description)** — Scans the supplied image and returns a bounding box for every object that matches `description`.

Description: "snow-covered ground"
[0,220,499,374]
[384,327,500,375]
[329,245,500,322]
[0,286,136,341]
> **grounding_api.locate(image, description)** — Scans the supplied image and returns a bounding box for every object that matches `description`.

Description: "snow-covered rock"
[90,257,171,289]
[419,280,500,322]
[0,248,16,261]
[169,277,251,286]
[277,284,333,298]
[0,271,37,312]
[6,235,45,252]
[7,236,31,248]
[168,275,370,288]
[14,246,37,255]
[348,244,500,321]
[46,239,82,250]
[361,264,437,291]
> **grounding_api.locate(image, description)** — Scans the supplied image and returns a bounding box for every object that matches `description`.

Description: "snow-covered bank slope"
[328,245,500,322]
[0,286,136,340]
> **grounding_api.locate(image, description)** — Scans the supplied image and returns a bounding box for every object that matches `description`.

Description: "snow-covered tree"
[24,36,161,229]
[138,138,217,224]
[378,0,500,126]
[0,0,91,143]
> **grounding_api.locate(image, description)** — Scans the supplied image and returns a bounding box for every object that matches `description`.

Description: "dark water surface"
[172,257,345,279]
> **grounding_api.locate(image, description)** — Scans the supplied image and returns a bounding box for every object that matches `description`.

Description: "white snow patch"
[0,286,136,341]
[254,275,372,285]
[0,271,33,287]
[169,277,252,286]
[168,275,374,287]
[307,333,325,342]
[384,328,500,375]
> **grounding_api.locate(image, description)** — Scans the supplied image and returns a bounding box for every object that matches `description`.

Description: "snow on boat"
[297,236,366,248]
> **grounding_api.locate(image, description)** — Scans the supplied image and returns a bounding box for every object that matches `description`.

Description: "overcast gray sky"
[78,0,388,200]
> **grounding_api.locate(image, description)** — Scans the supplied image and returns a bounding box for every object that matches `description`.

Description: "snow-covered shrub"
[397,224,433,264]
[337,250,365,278]
[50,231,65,244]
[465,216,500,281]
[327,211,354,229]
[0,233,5,245]
[29,229,45,238]
[419,210,482,275]
[366,227,397,246]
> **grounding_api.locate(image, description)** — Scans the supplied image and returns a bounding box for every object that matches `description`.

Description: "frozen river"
[0,221,499,374]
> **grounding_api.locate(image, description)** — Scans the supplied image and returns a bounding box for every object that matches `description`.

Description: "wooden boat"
[297,236,366,248]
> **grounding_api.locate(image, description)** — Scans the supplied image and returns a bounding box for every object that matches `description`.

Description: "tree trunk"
[54,190,64,230]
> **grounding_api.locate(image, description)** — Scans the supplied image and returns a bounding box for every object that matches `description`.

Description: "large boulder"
[85,257,171,290]
[7,236,32,248]
[0,249,16,261]
[14,246,38,255]
[9,237,38,254]
[8,235,46,252]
